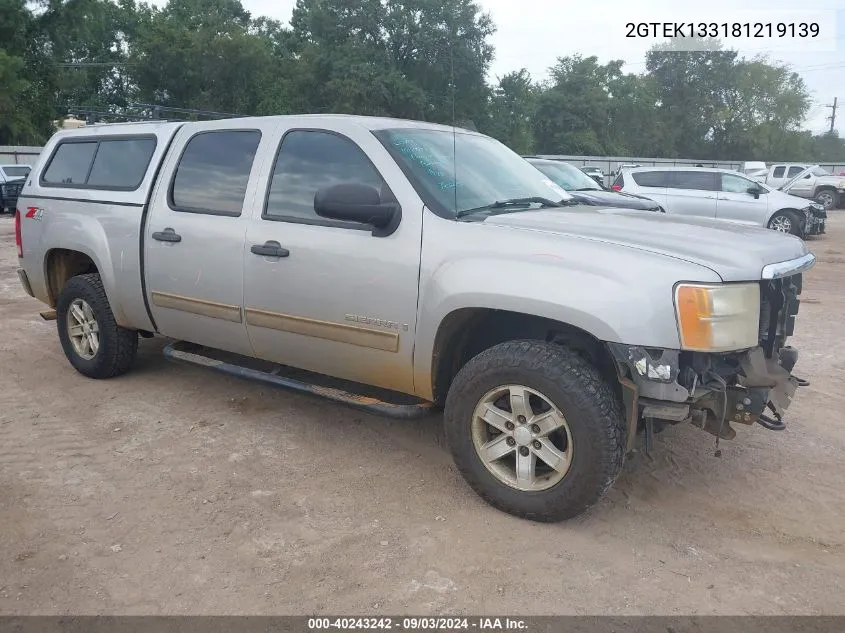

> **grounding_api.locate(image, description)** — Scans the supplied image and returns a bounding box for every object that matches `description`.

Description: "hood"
[766,187,816,208]
[483,207,809,282]
[568,189,661,211]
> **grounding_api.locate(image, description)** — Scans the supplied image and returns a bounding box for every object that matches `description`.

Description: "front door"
[665,170,718,219]
[144,120,278,356]
[242,125,423,395]
[716,172,770,226]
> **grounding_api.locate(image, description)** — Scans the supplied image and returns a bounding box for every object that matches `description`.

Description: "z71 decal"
[25,207,44,221]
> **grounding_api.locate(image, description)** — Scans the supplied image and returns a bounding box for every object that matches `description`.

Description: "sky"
[171,0,845,135]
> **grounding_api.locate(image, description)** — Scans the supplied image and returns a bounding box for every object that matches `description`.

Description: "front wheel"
[768,210,802,237]
[814,189,836,211]
[444,340,626,522]
[56,273,138,378]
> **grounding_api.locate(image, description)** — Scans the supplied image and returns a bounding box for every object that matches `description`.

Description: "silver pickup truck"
[14,115,814,521]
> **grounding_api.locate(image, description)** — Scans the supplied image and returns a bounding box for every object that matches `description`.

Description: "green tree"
[127,0,292,115]
[532,55,622,155]
[288,0,493,122]
[484,69,537,154]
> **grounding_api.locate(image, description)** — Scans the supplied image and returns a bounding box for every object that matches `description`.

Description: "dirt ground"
[1,213,843,616]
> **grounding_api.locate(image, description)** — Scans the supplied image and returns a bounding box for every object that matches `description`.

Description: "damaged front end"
[608,271,808,454]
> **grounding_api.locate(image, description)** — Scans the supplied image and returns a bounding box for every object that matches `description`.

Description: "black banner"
[1,617,844,633]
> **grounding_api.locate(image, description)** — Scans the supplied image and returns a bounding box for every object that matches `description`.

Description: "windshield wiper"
[573,187,600,191]
[456,196,564,218]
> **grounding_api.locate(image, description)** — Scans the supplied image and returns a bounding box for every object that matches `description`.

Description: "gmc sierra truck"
[14,115,814,521]
[751,163,845,210]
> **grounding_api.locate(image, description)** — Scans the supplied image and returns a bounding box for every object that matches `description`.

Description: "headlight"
[674,283,760,352]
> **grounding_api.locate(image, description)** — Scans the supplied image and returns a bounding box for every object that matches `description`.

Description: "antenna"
[449,16,458,217]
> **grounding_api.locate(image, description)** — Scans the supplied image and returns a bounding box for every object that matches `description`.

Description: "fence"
[0,146,43,166]
[2,145,844,180]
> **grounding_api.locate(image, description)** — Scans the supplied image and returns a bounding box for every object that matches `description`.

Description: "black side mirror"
[314,183,401,236]
[747,186,761,199]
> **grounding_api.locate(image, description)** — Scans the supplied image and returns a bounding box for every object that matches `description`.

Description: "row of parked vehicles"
[526,159,831,239]
[13,116,815,521]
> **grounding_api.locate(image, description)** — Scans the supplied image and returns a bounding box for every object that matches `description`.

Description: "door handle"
[152,228,181,243]
[251,240,289,258]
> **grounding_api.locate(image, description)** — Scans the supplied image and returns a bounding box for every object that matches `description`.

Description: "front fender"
[413,253,718,400]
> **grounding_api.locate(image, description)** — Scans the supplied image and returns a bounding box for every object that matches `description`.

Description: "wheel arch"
[767,207,803,231]
[44,248,100,307]
[429,308,620,407]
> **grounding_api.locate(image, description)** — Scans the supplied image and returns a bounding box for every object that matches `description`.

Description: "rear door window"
[170,130,261,216]
[772,166,785,178]
[631,171,669,187]
[670,171,717,191]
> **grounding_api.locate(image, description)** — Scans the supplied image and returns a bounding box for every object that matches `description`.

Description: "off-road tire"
[444,340,626,522]
[768,210,803,237]
[56,273,138,378]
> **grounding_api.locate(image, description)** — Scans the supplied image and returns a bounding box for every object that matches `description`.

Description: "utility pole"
[826,97,838,133]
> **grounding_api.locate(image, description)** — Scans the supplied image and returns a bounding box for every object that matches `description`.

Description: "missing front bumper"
[608,342,804,450]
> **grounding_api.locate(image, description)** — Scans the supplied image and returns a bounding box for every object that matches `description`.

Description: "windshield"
[3,166,30,179]
[375,128,572,218]
[531,161,602,191]
[812,167,830,177]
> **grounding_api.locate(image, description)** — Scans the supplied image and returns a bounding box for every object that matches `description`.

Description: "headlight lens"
[674,283,760,352]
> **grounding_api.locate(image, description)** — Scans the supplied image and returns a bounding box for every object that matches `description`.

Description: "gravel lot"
[1,214,843,615]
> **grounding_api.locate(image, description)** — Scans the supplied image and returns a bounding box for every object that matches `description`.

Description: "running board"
[162,342,434,419]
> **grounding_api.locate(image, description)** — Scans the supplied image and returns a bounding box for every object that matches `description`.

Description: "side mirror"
[314,183,401,236]
[747,186,761,199]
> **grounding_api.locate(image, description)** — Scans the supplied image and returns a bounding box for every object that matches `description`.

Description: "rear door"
[625,170,669,207]
[716,172,769,226]
[664,170,717,218]
[144,119,278,356]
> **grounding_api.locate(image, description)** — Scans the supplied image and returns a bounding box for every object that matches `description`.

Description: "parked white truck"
[14,115,814,521]
[751,163,845,210]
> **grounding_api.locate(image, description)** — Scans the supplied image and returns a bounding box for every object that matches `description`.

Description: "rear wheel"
[768,210,802,237]
[56,273,138,378]
[444,340,626,522]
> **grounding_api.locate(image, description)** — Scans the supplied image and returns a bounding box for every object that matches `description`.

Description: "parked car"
[739,161,768,180]
[0,164,31,181]
[614,166,826,237]
[751,163,844,210]
[579,165,604,185]
[527,158,662,212]
[16,115,813,522]
[0,178,25,214]
[0,165,30,214]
